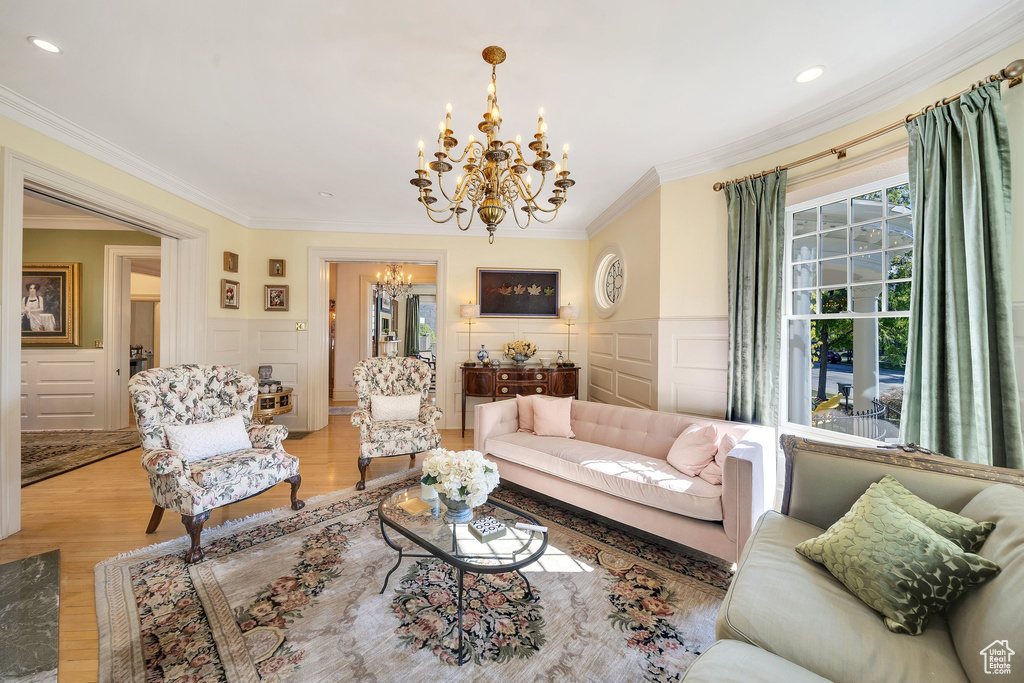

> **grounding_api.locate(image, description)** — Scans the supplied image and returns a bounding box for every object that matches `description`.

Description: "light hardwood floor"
[0,419,473,683]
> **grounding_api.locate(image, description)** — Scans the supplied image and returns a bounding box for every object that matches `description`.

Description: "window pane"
[886,183,911,216]
[851,284,882,312]
[852,191,884,223]
[821,201,847,229]
[887,281,911,312]
[820,228,848,258]
[887,248,912,279]
[792,289,817,315]
[820,258,847,287]
[850,222,883,253]
[793,209,817,236]
[887,215,913,247]
[792,234,817,262]
[793,263,816,289]
[819,287,848,313]
[852,252,883,283]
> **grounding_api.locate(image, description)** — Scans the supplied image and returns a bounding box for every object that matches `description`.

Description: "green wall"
[22,229,161,346]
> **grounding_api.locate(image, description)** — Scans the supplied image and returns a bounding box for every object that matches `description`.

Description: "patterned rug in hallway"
[95,471,731,682]
[22,430,140,486]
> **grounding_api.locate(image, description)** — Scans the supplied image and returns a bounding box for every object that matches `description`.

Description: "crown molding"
[586,1,1024,238]
[23,214,132,231]
[248,216,589,241]
[584,167,662,238]
[0,84,251,227]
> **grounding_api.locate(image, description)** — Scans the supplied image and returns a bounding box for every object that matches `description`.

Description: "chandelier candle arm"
[411,46,574,243]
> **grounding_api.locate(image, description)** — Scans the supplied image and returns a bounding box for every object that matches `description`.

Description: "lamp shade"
[559,305,579,320]
[460,304,481,318]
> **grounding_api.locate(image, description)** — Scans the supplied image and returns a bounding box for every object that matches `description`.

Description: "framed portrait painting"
[477,268,560,318]
[264,284,289,311]
[21,263,81,346]
[221,279,239,309]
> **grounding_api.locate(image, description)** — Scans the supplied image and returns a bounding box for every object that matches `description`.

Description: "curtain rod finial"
[1004,59,1024,82]
[713,182,725,192]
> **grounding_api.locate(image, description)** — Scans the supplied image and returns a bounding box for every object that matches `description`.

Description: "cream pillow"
[666,424,719,477]
[164,414,252,463]
[370,394,421,421]
[516,394,559,433]
[532,396,575,438]
[698,434,738,485]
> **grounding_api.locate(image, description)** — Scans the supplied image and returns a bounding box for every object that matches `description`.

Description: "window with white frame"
[783,175,913,443]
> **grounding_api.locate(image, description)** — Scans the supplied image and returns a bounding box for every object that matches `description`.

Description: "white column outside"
[852,285,882,412]
[788,255,814,426]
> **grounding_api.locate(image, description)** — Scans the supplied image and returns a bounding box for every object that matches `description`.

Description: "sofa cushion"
[487,432,723,521]
[367,419,433,443]
[370,393,420,421]
[717,511,969,683]
[164,413,252,463]
[948,484,1024,683]
[681,640,828,682]
[877,475,995,552]
[532,396,575,438]
[189,448,296,488]
[666,424,719,477]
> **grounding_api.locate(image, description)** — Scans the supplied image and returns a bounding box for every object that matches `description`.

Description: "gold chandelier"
[375,264,413,300]
[411,46,575,243]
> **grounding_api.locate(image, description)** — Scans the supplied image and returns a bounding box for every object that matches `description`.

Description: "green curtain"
[901,82,1023,469]
[724,171,787,425]
[403,295,420,357]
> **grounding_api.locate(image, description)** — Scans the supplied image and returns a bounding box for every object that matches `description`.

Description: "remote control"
[514,522,548,533]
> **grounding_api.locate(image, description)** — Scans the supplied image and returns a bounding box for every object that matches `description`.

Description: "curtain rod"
[711,58,1024,192]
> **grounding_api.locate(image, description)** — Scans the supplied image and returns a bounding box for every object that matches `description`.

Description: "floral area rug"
[22,430,140,486]
[95,470,731,682]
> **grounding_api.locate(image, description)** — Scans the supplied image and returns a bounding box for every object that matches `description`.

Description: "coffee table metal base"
[377,517,539,666]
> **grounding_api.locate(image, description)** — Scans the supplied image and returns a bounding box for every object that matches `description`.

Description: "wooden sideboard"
[461,365,580,436]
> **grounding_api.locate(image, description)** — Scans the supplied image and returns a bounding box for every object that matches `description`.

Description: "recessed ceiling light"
[28,37,62,54]
[318,191,334,198]
[795,65,825,83]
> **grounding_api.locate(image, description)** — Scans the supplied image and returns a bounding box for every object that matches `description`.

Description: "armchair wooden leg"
[145,505,164,534]
[287,475,305,510]
[356,457,370,491]
[182,511,210,564]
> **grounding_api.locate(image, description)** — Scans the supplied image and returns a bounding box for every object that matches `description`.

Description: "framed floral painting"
[221,279,239,309]
[265,285,289,311]
[21,262,81,346]
[477,268,560,318]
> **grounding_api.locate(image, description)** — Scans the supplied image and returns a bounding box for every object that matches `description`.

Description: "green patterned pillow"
[796,486,1000,635]
[876,475,995,552]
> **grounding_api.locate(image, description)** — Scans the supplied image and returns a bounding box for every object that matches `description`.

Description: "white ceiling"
[0,1,1021,240]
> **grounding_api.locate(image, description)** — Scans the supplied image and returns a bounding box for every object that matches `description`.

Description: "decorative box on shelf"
[253,386,293,424]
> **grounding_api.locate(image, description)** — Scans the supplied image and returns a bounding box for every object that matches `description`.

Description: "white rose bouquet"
[421,448,499,508]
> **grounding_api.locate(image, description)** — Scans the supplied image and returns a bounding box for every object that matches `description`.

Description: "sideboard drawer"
[496,383,547,396]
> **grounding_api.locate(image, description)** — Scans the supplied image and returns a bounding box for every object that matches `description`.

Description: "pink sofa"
[474,399,777,562]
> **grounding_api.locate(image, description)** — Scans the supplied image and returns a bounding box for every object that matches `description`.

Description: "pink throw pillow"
[532,396,575,438]
[666,423,719,477]
[698,434,738,485]
[517,394,537,433]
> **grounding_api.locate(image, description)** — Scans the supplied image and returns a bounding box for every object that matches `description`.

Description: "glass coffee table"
[377,486,549,665]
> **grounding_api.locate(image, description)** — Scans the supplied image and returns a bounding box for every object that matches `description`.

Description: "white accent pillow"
[371,394,421,421]
[666,423,719,477]
[164,414,253,463]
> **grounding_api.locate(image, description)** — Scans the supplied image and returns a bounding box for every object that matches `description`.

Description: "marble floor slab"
[0,550,59,682]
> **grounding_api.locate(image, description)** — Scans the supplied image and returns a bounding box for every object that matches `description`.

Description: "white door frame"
[307,247,448,432]
[1,149,209,539]
[104,245,161,429]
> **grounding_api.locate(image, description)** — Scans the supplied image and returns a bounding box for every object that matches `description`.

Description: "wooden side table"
[461,365,579,436]
[252,387,293,424]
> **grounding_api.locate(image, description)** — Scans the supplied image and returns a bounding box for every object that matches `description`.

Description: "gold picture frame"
[264,285,289,311]
[269,259,286,277]
[223,251,239,272]
[221,279,240,309]
[21,262,81,347]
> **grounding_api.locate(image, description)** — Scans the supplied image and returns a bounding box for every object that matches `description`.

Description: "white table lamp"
[461,304,481,365]
[559,304,579,365]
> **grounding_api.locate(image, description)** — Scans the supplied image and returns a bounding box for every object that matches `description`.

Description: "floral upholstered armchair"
[351,357,442,490]
[129,364,304,563]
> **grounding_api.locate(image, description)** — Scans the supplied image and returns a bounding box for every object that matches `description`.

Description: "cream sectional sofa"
[473,399,777,563]
[682,436,1024,683]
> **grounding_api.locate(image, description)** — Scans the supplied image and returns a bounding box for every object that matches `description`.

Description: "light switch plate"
[295,322,308,331]
[94,339,104,348]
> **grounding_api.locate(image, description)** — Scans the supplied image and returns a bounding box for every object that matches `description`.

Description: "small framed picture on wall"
[269,259,286,277]
[224,251,239,272]
[264,285,289,311]
[221,279,239,309]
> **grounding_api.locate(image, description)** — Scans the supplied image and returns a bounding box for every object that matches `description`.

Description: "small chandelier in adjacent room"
[411,45,576,243]
[375,264,413,300]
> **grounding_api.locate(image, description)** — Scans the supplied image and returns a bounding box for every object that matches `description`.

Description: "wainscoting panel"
[21,349,106,430]
[206,317,247,369]
[658,317,729,418]
[586,319,657,409]
[248,320,307,431]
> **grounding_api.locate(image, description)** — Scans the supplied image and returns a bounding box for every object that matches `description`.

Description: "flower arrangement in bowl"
[421,448,500,523]
[503,339,538,367]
